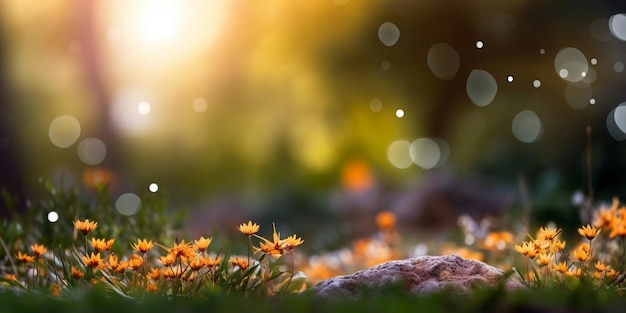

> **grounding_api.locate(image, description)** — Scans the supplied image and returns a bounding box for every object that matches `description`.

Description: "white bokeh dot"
[149,183,159,193]
[395,109,405,118]
[47,211,59,223]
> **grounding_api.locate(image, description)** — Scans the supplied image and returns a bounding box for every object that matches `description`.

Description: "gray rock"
[313,255,525,298]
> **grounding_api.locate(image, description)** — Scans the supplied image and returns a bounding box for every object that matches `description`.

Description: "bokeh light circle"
[409,138,441,170]
[427,43,460,80]
[554,47,588,83]
[511,110,543,143]
[378,22,400,47]
[77,138,107,165]
[387,140,412,169]
[116,193,142,216]
[466,69,498,107]
[609,13,626,41]
[49,115,81,148]
[47,211,59,223]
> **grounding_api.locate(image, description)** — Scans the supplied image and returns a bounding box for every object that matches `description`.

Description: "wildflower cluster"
[2,218,305,299]
[513,198,626,290]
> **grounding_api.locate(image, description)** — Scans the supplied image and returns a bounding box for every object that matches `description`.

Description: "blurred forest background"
[2,0,626,250]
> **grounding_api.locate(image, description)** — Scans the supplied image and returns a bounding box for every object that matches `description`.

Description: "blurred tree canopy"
[1,0,626,229]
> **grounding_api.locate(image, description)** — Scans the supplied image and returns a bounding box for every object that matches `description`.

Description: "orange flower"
[552,261,569,274]
[30,243,47,257]
[229,256,249,270]
[256,223,284,256]
[536,253,551,266]
[189,257,205,271]
[114,261,128,273]
[537,227,561,241]
[146,283,158,293]
[71,266,84,279]
[606,268,620,279]
[237,220,260,236]
[573,243,591,262]
[82,252,105,269]
[108,255,119,268]
[16,251,35,263]
[193,237,212,252]
[566,267,583,277]
[283,234,304,252]
[159,253,176,267]
[168,240,195,263]
[594,261,607,272]
[578,224,601,240]
[204,256,221,268]
[91,238,115,252]
[128,254,144,270]
[147,268,161,280]
[74,219,98,236]
[131,239,154,253]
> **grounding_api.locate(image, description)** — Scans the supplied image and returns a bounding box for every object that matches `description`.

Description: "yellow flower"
[82,252,105,269]
[189,257,205,271]
[237,220,260,236]
[536,253,551,266]
[537,227,561,241]
[73,219,98,236]
[107,255,118,269]
[578,224,601,240]
[30,243,47,257]
[168,240,195,263]
[594,261,607,272]
[515,241,538,259]
[552,261,569,274]
[606,268,620,279]
[70,266,84,279]
[128,254,144,271]
[131,239,154,253]
[229,256,249,271]
[4,274,17,281]
[159,253,176,267]
[204,256,221,268]
[256,223,284,256]
[283,234,304,252]
[548,239,566,254]
[91,238,115,252]
[16,251,35,263]
[50,284,62,297]
[375,211,396,230]
[193,237,212,252]
[114,261,128,273]
[573,243,591,262]
[566,267,583,277]
[147,268,161,280]
[146,283,158,293]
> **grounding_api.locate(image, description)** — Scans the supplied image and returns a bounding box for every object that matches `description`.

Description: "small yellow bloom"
[70,266,84,279]
[82,252,105,269]
[128,254,144,270]
[30,243,47,257]
[146,283,158,293]
[147,268,161,280]
[189,257,205,271]
[229,256,249,270]
[91,238,115,252]
[578,224,601,240]
[108,255,119,269]
[606,268,620,279]
[283,234,304,252]
[114,261,128,273]
[193,236,212,252]
[536,253,551,266]
[5,274,17,281]
[50,284,62,297]
[552,261,568,274]
[204,256,221,268]
[573,243,591,262]
[16,251,35,263]
[537,227,561,241]
[566,267,583,277]
[594,261,607,272]
[548,239,566,254]
[168,240,195,263]
[131,239,154,253]
[73,219,98,236]
[159,253,176,267]
[237,220,260,236]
